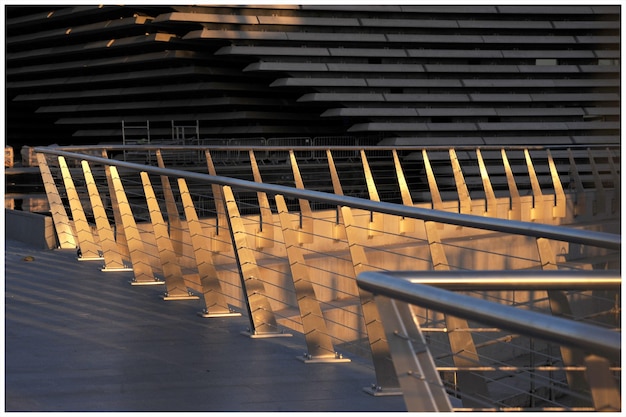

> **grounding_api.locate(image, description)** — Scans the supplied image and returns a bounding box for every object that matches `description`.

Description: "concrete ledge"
[5,209,57,249]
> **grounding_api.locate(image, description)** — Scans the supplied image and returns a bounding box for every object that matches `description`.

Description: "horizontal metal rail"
[373,269,622,291]
[43,143,620,153]
[33,147,621,251]
[357,270,621,362]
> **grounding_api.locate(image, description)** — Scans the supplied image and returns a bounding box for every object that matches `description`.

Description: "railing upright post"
[360,149,383,238]
[108,166,163,286]
[36,152,77,249]
[476,149,498,218]
[275,194,350,363]
[391,149,415,234]
[222,185,291,338]
[249,150,275,249]
[82,161,129,271]
[178,178,241,318]
[155,150,185,258]
[449,149,472,215]
[423,219,490,408]
[422,149,444,212]
[58,156,102,261]
[288,150,314,244]
[567,148,586,217]
[587,148,606,215]
[501,149,522,220]
[547,150,566,219]
[524,149,545,221]
[536,237,591,405]
[340,206,402,396]
[584,354,621,411]
[205,150,233,253]
[102,155,131,262]
[326,149,347,241]
[374,296,453,411]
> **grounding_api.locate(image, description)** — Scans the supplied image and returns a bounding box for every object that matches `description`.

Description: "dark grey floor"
[4,239,407,412]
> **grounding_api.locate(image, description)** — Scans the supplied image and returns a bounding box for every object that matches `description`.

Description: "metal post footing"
[362,385,403,397]
[197,310,242,318]
[101,267,134,272]
[296,353,351,364]
[130,280,165,286]
[161,293,200,301]
[241,330,293,339]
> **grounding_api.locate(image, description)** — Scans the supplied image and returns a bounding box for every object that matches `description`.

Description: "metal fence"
[32,144,620,411]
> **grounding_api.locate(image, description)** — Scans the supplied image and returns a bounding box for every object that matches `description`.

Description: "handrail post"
[341,206,402,396]
[178,178,241,317]
[141,172,198,300]
[276,194,349,363]
[58,156,102,261]
[36,152,77,249]
[391,149,415,234]
[222,185,292,338]
[249,150,275,249]
[109,166,163,286]
[82,161,129,271]
[155,150,185,258]
[374,296,453,411]
[288,150,314,244]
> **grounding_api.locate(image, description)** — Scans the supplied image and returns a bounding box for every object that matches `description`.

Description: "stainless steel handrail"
[34,146,621,251]
[357,270,621,362]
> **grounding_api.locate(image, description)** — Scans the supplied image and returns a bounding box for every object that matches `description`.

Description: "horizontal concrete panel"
[407,49,503,58]
[367,78,463,88]
[458,20,552,29]
[216,45,330,57]
[321,108,418,117]
[244,62,328,72]
[271,78,367,87]
[360,18,459,28]
[298,93,385,102]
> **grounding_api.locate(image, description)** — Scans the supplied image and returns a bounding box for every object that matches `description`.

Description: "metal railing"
[31,144,620,411]
[356,270,621,411]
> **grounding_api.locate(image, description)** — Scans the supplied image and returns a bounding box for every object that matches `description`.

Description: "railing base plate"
[198,311,242,318]
[362,386,403,397]
[297,355,351,364]
[77,257,104,262]
[162,294,200,301]
[101,267,134,273]
[130,280,165,286]
[241,330,293,339]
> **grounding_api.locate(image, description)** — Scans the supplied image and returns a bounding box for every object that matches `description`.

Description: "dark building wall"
[5,5,621,148]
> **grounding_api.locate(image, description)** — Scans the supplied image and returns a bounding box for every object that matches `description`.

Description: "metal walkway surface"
[4,238,406,412]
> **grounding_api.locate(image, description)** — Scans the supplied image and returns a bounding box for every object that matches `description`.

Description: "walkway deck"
[4,239,406,412]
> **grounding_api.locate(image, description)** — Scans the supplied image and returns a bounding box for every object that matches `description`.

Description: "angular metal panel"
[249,150,275,249]
[288,150,314,244]
[58,156,102,260]
[82,161,127,271]
[140,172,197,300]
[547,150,566,219]
[222,185,290,337]
[340,206,401,395]
[449,149,472,214]
[374,296,453,411]
[155,150,184,258]
[424,220,490,408]
[36,152,77,249]
[501,149,522,220]
[476,149,497,217]
[178,178,239,317]
[276,194,348,362]
[109,166,162,286]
